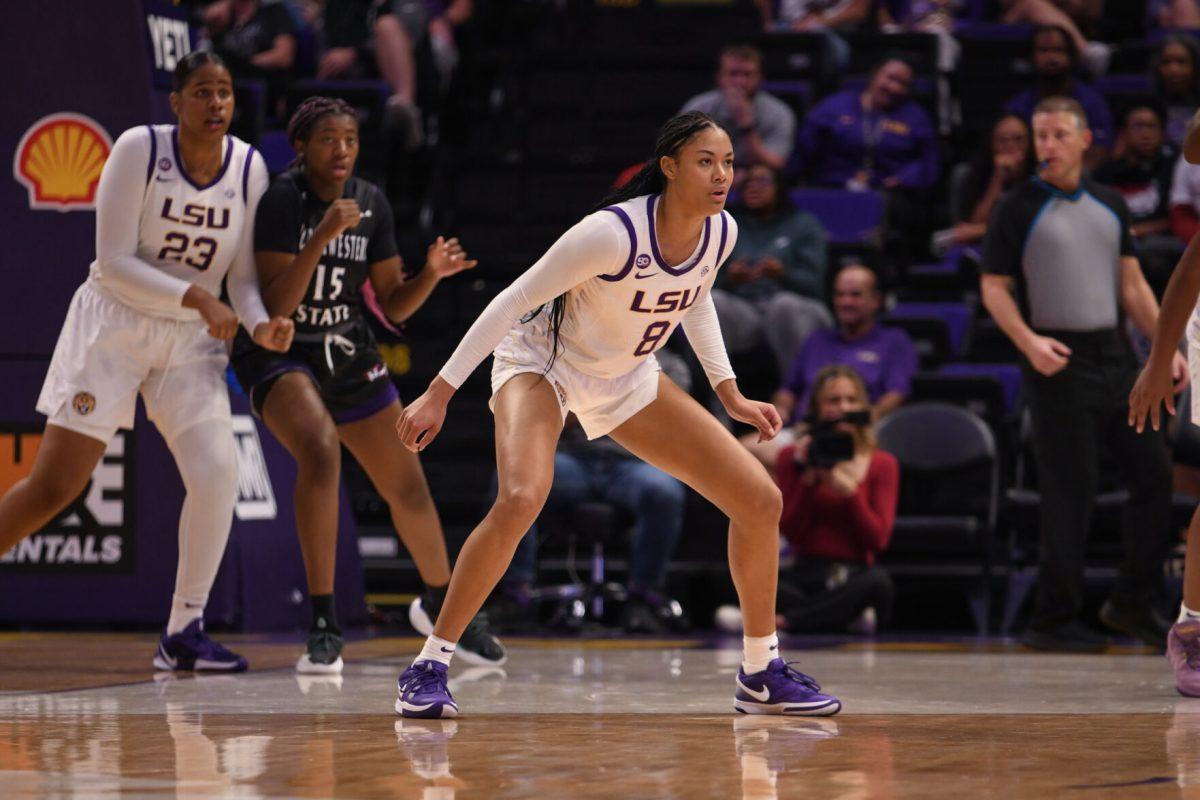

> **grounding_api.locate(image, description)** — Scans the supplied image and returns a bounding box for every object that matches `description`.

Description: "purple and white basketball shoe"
[396,660,459,719]
[735,659,841,716]
[1168,620,1200,697]
[153,619,248,672]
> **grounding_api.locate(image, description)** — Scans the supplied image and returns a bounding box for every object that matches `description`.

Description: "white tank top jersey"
[86,124,269,331]
[439,193,739,388]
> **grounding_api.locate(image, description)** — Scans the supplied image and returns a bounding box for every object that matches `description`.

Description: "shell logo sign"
[12,113,113,212]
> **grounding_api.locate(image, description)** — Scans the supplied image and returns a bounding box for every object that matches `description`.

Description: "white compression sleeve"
[681,291,737,388]
[165,417,239,634]
[682,213,738,388]
[225,152,270,333]
[438,214,626,388]
[95,128,193,307]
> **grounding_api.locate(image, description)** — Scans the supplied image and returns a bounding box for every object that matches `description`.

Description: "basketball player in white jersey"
[1129,110,1200,698]
[393,111,841,718]
[0,52,293,672]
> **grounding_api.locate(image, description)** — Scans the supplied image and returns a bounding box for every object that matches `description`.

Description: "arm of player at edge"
[1128,108,1200,433]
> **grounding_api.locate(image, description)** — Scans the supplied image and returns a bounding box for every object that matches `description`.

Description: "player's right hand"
[1024,335,1071,377]
[397,390,448,453]
[316,199,362,242]
[199,296,239,340]
[1129,359,1177,433]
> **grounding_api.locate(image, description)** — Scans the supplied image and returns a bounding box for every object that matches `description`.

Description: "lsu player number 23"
[0,52,293,673]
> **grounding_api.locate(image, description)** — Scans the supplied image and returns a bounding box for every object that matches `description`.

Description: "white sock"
[1179,603,1200,624]
[165,420,239,635]
[742,633,780,674]
[415,635,456,667]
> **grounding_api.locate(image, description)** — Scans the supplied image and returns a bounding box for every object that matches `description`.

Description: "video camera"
[805,410,871,469]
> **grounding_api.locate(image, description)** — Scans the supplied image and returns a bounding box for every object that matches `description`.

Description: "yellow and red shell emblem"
[13,113,113,212]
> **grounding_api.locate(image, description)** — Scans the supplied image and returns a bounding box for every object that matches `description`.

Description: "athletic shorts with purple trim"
[230,317,398,425]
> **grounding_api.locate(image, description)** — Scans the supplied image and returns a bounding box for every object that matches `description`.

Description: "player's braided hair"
[523,111,725,375]
[286,96,357,166]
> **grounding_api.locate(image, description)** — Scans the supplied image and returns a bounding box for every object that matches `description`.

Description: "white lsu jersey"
[549,194,734,378]
[88,124,262,321]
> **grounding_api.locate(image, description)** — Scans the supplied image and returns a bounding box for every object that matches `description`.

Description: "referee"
[981,96,1188,652]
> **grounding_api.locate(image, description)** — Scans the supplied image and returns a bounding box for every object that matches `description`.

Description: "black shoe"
[623,597,667,634]
[1022,620,1109,653]
[1100,599,1170,650]
[297,628,344,674]
[458,612,507,666]
[622,590,690,635]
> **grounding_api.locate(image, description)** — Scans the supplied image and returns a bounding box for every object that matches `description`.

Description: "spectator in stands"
[202,0,296,109]
[1003,25,1114,163]
[680,45,796,175]
[315,0,471,149]
[877,1,970,72]
[946,113,1034,248]
[713,164,832,378]
[773,365,898,634]
[1151,0,1200,29]
[800,55,939,264]
[493,352,692,635]
[759,0,870,69]
[761,0,871,30]
[981,95,1181,652]
[1095,98,1181,293]
[1152,35,1200,150]
[999,0,1110,76]
[800,56,939,193]
[742,263,917,468]
[776,264,917,422]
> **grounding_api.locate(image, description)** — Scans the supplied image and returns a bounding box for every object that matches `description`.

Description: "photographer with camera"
[773,365,899,634]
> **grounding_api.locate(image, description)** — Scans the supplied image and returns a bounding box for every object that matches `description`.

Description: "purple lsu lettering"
[629,288,699,314]
[629,288,699,356]
[160,198,230,229]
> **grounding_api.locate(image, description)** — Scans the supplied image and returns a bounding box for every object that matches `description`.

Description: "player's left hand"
[725,395,783,443]
[1129,357,1177,433]
[426,236,479,279]
[253,316,295,353]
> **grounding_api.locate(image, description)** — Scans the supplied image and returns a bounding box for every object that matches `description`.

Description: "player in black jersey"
[231,97,505,672]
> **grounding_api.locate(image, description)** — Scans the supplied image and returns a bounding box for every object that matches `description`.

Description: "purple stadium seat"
[1096,74,1153,94]
[789,188,885,246]
[939,362,1022,414]
[888,301,973,354]
[258,131,294,176]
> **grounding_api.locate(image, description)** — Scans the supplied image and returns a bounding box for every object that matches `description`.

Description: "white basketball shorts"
[489,321,661,440]
[37,281,231,444]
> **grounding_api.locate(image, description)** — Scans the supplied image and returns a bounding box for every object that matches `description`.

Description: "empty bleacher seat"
[887,301,974,366]
[876,402,1000,634]
[789,188,885,247]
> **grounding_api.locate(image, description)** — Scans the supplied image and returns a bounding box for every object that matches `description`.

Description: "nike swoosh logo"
[737,677,770,702]
[769,644,778,651]
[440,646,454,653]
[399,700,435,712]
[634,272,659,279]
[155,175,172,182]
